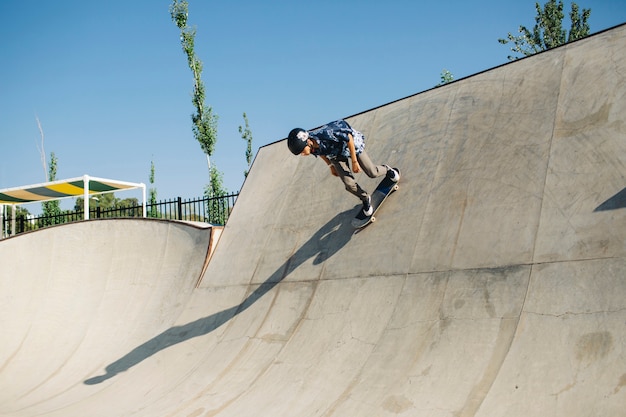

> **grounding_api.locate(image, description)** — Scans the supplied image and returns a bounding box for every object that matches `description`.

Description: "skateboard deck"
[351,174,399,228]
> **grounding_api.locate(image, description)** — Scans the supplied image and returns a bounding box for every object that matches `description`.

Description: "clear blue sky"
[1,0,624,213]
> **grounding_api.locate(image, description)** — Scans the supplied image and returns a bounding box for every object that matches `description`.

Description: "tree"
[568,2,591,40]
[169,0,224,197]
[74,192,118,212]
[149,159,158,217]
[4,205,32,235]
[73,193,140,218]
[35,117,61,225]
[41,152,62,225]
[238,112,254,178]
[204,166,229,225]
[437,69,454,86]
[498,0,591,60]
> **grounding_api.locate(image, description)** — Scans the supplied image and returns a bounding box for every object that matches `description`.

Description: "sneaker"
[384,165,400,182]
[362,196,373,216]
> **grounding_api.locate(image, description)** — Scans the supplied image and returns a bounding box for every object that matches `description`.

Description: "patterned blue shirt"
[309,120,365,160]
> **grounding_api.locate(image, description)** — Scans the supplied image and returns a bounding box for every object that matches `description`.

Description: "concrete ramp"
[0,219,214,415]
[1,24,626,416]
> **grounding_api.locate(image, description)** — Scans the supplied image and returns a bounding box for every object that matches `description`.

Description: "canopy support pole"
[12,205,16,237]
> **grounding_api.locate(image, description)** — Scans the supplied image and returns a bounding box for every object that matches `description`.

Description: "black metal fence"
[1,192,238,238]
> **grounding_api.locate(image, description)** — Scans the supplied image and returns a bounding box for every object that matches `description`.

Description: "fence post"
[177,197,182,220]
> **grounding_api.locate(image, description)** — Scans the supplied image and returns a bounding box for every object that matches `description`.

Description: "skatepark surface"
[2,24,626,416]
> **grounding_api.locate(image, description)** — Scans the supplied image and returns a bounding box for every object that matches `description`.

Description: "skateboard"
[351,171,399,229]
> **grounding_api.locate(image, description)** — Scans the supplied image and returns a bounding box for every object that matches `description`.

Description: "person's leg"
[357,151,387,179]
[329,159,369,203]
[358,151,400,182]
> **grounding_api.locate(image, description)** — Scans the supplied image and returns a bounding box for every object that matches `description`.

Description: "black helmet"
[287,128,308,155]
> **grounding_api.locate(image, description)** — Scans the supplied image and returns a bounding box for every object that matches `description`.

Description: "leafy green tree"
[116,197,141,217]
[36,118,62,226]
[169,0,224,198]
[74,194,141,217]
[437,69,454,86]
[3,205,32,235]
[498,0,591,60]
[75,192,116,212]
[238,112,254,178]
[204,165,229,225]
[41,152,63,225]
[568,2,591,40]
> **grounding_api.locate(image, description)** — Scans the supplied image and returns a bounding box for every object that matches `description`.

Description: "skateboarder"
[287,120,400,216]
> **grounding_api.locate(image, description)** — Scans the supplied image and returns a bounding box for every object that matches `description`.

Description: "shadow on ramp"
[595,187,626,212]
[84,208,357,385]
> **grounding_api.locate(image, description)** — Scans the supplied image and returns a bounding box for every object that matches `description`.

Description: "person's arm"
[347,134,360,173]
[320,155,338,177]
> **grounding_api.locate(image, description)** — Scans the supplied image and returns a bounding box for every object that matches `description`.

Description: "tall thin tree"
[42,152,62,225]
[149,160,158,217]
[36,118,61,224]
[239,112,254,178]
[169,0,223,196]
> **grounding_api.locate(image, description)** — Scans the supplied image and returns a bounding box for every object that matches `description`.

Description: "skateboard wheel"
[371,216,376,223]
[393,184,399,191]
